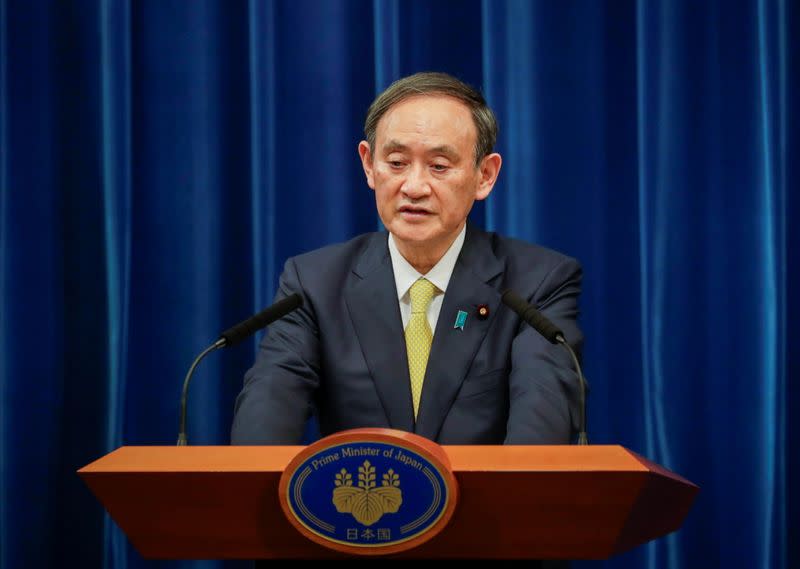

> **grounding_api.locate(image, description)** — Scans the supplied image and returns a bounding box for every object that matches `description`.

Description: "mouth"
[398,205,433,220]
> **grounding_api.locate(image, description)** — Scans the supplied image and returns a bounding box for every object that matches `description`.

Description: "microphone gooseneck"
[501,289,588,445]
[177,339,225,446]
[555,335,588,445]
[177,293,304,446]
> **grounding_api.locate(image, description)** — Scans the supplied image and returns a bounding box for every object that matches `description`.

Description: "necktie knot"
[409,278,437,314]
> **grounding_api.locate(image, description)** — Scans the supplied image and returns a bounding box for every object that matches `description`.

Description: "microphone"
[177,293,303,445]
[219,293,303,347]
[501,290,588,445]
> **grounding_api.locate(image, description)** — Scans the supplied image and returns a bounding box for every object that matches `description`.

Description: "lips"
[398,205,432,216]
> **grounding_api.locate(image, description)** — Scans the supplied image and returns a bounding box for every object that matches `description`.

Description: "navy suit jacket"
[231,224,583,445]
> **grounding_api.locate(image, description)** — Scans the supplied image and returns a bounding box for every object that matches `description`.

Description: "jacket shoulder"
[283,232,388,288]
[289,232,383,265]
[486,231,581,271]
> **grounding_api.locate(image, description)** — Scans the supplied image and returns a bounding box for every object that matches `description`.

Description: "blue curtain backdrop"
[0,0,796,568]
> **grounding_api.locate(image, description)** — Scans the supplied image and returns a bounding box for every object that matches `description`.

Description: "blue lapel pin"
[454,310,468,331]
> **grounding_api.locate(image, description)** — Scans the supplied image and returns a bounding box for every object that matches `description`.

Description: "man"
[232,72,583,446]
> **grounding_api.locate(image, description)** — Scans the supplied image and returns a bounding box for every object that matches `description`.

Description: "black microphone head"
[501,289,563,344]
[272,292,303,316]
[501,289,528,315]
[219,293,303,347]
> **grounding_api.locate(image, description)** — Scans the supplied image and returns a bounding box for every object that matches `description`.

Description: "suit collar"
[346,233,415,432]
[459,223,503,282]
[352,232,390,279]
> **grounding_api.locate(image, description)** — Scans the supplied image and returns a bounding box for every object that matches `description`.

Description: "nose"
[400,164,431,199]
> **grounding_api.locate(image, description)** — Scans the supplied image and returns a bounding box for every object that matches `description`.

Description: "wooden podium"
[78,439,698,560]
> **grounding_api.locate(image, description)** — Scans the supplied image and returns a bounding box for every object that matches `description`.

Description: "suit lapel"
[345,234,415,432]
[414,226,504,440]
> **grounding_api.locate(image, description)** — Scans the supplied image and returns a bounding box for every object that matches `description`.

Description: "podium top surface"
[79,444,686,480]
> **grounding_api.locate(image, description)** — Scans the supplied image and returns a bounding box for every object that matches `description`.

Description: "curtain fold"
[99,1,131,566]
[0,1,795,568]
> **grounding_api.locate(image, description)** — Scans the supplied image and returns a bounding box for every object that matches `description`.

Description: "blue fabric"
[0,1,796,568]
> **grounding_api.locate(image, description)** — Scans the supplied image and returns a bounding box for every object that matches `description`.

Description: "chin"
[390,223,435,243]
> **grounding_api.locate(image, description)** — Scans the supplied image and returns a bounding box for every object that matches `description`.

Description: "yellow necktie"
[405,278,438,418]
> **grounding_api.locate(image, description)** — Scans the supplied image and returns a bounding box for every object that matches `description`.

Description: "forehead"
[375,95,477,149]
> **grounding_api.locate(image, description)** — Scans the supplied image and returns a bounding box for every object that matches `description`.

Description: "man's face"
[359,95,501,256]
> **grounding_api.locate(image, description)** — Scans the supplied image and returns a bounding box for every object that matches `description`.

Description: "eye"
[431,164,449,172]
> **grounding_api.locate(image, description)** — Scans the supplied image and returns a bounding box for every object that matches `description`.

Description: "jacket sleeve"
[504,256,585,444]
[231,257,321,444]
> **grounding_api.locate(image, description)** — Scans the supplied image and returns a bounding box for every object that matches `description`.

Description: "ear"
[358,141,376,190]
[475,153,502,201]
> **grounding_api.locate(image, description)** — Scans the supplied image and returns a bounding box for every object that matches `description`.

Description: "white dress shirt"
[387,224,466,334]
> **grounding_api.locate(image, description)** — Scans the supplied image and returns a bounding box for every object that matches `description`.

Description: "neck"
[397,246,440,275]
[394,225,464,274]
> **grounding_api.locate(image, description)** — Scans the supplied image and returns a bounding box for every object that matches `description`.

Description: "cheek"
[373,185,395,211]
[374,171,402,196]
[442,185,473,211]
[372,167,390,187]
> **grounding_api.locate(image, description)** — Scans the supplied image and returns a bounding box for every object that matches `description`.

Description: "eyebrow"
[381,140,461,161]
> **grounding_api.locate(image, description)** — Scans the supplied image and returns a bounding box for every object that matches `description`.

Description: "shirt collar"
[388,224,466,301]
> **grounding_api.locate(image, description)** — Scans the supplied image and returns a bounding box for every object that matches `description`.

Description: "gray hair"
[364,72,498,166]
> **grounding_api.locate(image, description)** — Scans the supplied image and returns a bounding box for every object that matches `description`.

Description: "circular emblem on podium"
[279,428,458,555]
